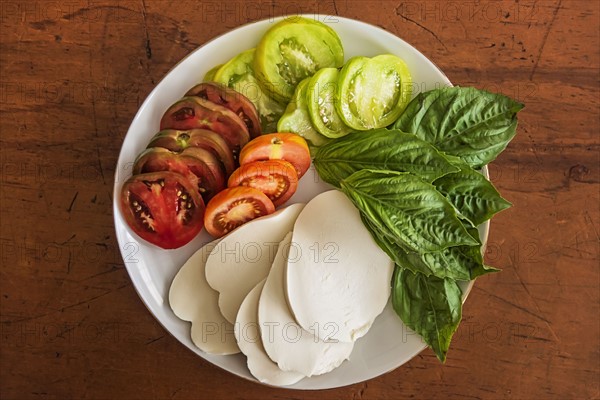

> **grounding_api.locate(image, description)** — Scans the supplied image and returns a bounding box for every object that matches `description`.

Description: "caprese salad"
[119,15,522,384]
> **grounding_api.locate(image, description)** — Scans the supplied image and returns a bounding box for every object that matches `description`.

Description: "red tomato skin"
[204,186,275,238]
[239,133,311,178]
[186,82,261,138]
[227,160,298,206]
[120,171,205,249]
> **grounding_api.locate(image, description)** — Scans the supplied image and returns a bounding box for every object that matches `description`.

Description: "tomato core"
[219,199,260,228]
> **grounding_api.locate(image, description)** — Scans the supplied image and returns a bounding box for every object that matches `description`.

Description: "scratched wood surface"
[1,0,598,399]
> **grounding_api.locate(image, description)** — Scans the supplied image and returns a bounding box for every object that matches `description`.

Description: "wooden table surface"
[1,1,598,399]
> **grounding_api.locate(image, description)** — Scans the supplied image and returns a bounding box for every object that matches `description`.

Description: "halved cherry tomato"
[228,160,298,206]
[204,186,275,238]
[147,129,236,176]
[133,147,226,203]
[239,133,310,178]
[160,96,250,155]
[186,82,262,138]
[120,171,205,249]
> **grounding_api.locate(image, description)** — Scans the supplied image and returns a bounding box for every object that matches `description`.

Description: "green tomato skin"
[277,78,332,150]
[254,17,344,103]
[203,64,223,82]
[306,68,353,139]
[213,48,285,133]
[337,54,413,130]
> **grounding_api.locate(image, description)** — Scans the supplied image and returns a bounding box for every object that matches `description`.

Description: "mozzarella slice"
[259,232,354,376]
[285,190,394,343]
[205,203,305,323]
[169,240,239,355]
[235,279,304,386]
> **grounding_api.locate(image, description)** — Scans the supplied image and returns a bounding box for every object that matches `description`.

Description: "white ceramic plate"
[113,15,488,390]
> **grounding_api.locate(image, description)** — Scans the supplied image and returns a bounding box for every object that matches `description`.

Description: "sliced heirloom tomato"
[159,96,250,155]
[239,133,310,178]
[186,82,262,138]
[306,67,352,139]
[254,16,344,102]
[147,129,236,176]
[228,160,298,207]
[213,48,285,133]
[336,54,413,130]
[277,77,331,151]
[204,186,275,238]
[133,147,225,203]
[203,64,223,81]
[120,171,205,249]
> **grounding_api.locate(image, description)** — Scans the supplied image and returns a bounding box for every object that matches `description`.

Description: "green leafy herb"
[314,129,458,186]
[340,170,479,253]
[434,157,512,226]
[362,215,498,281]
[392,266,463,362]
[392,87,524,168]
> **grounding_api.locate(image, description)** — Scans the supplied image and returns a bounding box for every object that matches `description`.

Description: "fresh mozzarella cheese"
[235,279,304,386]
[205,203,305,323]
[169,240,239,355]
[285,190,394,343]
[258,232,354,376]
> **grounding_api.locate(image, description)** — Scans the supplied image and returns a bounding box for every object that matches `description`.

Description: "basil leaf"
[392,266,462,362]
[434,158,512,226]
[425,243,499,280]
[393,87,524,168]
[313,129,459,186]
[360,213,428,270]
[412,245,497,281]
[461,227,500,279]
[341,170,479,252]
[362,215,497,280]
[470,258,501,279]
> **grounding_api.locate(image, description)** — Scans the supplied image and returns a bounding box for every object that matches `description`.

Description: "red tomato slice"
[147,129,236,176]
[120,171,205,249]
[159,96,250,155]
[239,133,311,178]
[228,160,298,206]
[132,147,225,203]
[186,82,262,138]
[204,186,275,238]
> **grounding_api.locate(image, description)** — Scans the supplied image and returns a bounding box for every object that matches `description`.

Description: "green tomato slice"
[307,68,353,139]
[255,17,344,103]
[203,64,223,82]
[277,78,332,151]
[213,48,285,133]
[337,54,413,130]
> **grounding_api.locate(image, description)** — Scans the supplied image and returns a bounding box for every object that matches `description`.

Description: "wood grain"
[1,1,598,399]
